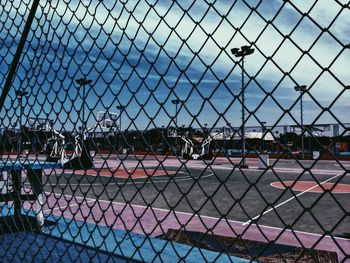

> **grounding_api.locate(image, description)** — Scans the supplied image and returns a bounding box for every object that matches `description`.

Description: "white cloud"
[3,0,349,126]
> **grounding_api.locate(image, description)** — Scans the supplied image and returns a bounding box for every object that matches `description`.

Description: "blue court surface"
[0,232,130,263]
[0,205,250,263]
[0,160,60,171]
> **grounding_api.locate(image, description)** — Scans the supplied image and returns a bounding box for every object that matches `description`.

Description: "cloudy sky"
[0,0,349,132]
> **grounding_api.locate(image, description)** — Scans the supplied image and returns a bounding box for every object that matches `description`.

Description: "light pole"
[294,85,307,159]
[226,122,231,151]
[117,105,125,152]
[261,121,266,153]
[204,123,208,133]
[161,125,165,154]
[171,99,181,155]
[231,45,255,168]
[222,126,226,154]
[171,99,180,127]
[75,78,93,131]
[15,89,29,154]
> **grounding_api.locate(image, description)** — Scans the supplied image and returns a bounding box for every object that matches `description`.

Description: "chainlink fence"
[0,0,349,262]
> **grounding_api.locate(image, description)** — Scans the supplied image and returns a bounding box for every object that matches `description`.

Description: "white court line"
[43,199,96,213]
[42,188,350,242]
[205,165,344,175]
[51,173,213,186]
[242,173,342,226]
[253,166,342,175]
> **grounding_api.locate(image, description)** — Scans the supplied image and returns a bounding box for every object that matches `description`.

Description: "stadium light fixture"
[230,45,255,168]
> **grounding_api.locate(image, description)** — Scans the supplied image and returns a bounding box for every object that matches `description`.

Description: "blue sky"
[0,0,349,132]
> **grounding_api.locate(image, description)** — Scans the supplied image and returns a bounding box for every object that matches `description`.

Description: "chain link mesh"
[0,0,349,262]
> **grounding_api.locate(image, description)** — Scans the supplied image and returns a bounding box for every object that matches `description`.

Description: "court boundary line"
[270,181,350,194]
[207,165,345,175]
[42,185,349,242]
[242,173,342,226]
[43,199,96,213]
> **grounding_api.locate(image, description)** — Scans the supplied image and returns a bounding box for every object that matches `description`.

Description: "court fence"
[0,1,349,262]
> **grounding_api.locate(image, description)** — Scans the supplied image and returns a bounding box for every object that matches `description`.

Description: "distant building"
[210,131,274,141]
[28,117,53,131]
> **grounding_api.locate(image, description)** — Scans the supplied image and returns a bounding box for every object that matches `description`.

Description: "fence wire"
[0,0,349,262]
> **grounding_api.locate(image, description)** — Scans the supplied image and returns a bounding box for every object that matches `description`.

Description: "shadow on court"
[0,232,131,263]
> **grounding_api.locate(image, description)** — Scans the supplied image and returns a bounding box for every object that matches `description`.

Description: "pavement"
[3,155,350,261]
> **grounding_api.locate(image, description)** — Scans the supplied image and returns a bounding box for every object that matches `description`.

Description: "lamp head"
[294,85,307,91]
[244,48,255,55]
[117,105,125,110]
[15,90,29,97]
[241,45,251,51]
[76,78,93,85]
[230,48,239,54]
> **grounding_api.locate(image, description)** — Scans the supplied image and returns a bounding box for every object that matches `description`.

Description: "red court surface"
[271,181,350,193]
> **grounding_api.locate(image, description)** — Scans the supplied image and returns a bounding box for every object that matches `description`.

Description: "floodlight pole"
[16,89,29,154]
[117,105,125,151]
[161,125,165,154]
[223,126,226,154]
[226,122,231,151]
[171,99,180,126]
[294,85,307,159]
[261,121,266,153]
[242,57,246,165]
[231,45,255,168]
[171,99,181,155]
[75,78,93,131]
